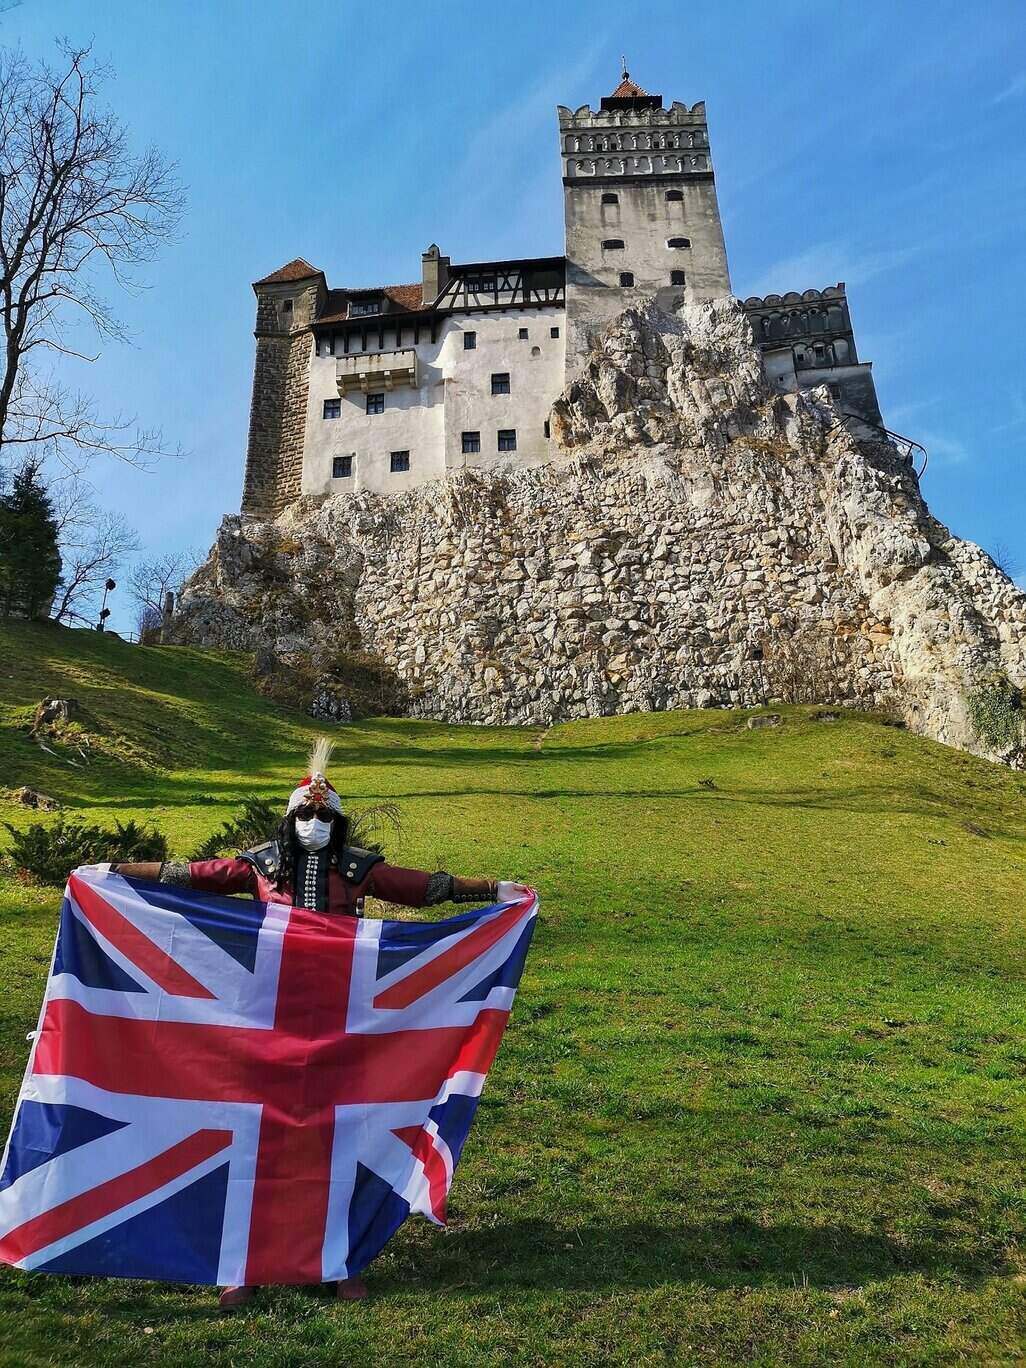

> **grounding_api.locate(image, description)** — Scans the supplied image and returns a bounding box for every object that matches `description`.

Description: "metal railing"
[835,412,927,479]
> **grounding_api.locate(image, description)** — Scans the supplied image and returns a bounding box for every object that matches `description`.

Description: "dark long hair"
[274,808,352,892]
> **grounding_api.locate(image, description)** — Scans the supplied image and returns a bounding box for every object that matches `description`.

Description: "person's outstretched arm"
[110,862,162,879]
[367,862,524,908]
[111,859,257,895]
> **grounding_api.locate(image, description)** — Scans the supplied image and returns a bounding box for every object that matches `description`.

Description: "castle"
[240,69,884,519]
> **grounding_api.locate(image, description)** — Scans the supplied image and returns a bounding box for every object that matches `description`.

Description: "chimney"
[421,243,450,304]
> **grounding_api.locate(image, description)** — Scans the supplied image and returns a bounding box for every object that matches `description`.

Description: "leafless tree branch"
[127,550,189,634]
[50,482,139,624]
[0,41,184,477]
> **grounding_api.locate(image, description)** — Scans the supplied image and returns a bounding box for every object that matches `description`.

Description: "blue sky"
[7,0,1026,630]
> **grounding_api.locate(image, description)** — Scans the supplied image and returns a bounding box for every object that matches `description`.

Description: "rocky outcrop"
[169,297,1026,761]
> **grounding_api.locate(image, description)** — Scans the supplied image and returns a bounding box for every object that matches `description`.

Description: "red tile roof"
[253,258,323,286]
[385,283,425,311]
[609,74,649,99]
[315,282,424,326]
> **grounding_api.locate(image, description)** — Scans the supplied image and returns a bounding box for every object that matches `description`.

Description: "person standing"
[114,739,526,1309]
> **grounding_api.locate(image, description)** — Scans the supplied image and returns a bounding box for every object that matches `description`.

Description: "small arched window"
[667,237,691,249]
[601,192,619,204]
[665,189,683,202]
[602,238,625,249]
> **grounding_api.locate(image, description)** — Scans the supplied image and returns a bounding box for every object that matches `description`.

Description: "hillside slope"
[1,619,1025,1365]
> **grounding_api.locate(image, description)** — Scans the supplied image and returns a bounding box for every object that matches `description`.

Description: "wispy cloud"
[745,240,926,299]
[989,387,1026,435]
[885,396,942,430]
[448,37,610,215]
[915,429,972,468]
[991,73,1026,105]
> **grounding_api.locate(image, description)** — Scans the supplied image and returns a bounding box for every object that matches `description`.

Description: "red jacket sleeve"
[187,857,257,897]
[366,861,431,908]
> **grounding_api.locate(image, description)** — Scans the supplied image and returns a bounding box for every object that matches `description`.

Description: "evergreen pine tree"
[0,461,62,619]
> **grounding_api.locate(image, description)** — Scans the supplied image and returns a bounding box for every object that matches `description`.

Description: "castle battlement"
[557,99,707,127]
[239,70,883,519]
[742,285,847,308]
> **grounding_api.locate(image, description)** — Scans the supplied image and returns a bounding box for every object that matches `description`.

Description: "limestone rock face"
[169,297,1026,761]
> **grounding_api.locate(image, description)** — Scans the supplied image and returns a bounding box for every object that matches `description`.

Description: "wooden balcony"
[336,348,418,395]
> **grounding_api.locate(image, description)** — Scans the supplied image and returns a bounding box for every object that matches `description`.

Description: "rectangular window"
[543,419,551,439]
[463,331,477,350]
[390,450,410,472]
[332,454,353,478]
[491,372,511,395]
[670,270,686,286]
[550,326,560,338]
[497,429,517,452]
[518,327,529,340]
[619,272,634,288]
[282,298,294,314]
[322,398,341,419]
[366,392,385,415]
[349,299,381,316]
[461,430,481,454]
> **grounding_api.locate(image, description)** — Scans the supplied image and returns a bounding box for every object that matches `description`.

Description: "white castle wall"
[300,308,567,497]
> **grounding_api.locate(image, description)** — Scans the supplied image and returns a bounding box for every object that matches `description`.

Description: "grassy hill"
[1,618,1025,1366]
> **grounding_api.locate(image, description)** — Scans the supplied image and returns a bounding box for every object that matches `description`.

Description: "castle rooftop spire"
[600,63,662,111]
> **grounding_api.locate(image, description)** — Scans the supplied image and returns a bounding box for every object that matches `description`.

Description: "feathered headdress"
[286,736,343,815]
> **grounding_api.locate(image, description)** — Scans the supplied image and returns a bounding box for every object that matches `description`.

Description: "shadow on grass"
[0,1215,1006,1328]
[64,781,1025,839]
[394,1215,1007,1292]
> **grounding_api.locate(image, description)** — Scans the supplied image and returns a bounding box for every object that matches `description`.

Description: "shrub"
[190,797,405,861]
[4,817,167,885]
[253,651,320,712]
[251,646,410,720]
[966,674,1024,753]
[347,801,404,854]
[757,625,860,706]
[313,648,411,719]
[191,797,282,861]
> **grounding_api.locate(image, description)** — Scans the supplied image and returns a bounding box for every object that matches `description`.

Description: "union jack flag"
[0,867,537,1285]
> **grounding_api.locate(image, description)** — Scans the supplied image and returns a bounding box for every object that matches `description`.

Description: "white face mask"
[295,815,333,851]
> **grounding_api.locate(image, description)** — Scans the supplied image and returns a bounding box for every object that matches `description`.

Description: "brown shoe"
[335,1276,368,1301]
[218,1285,256,1310]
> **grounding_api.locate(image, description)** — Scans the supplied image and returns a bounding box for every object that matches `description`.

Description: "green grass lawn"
[1,618,1025,1365]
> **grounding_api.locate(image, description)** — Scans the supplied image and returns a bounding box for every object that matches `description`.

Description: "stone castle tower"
[238,70,881,519]
[560,67,731,360]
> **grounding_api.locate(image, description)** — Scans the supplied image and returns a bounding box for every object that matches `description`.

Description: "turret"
[241,259,325,518]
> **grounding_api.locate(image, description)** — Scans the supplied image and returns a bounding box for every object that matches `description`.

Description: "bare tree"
[0,41,183,474]
[128,550,188,636]
[989,540,1020,581]
[50,486,139,625]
